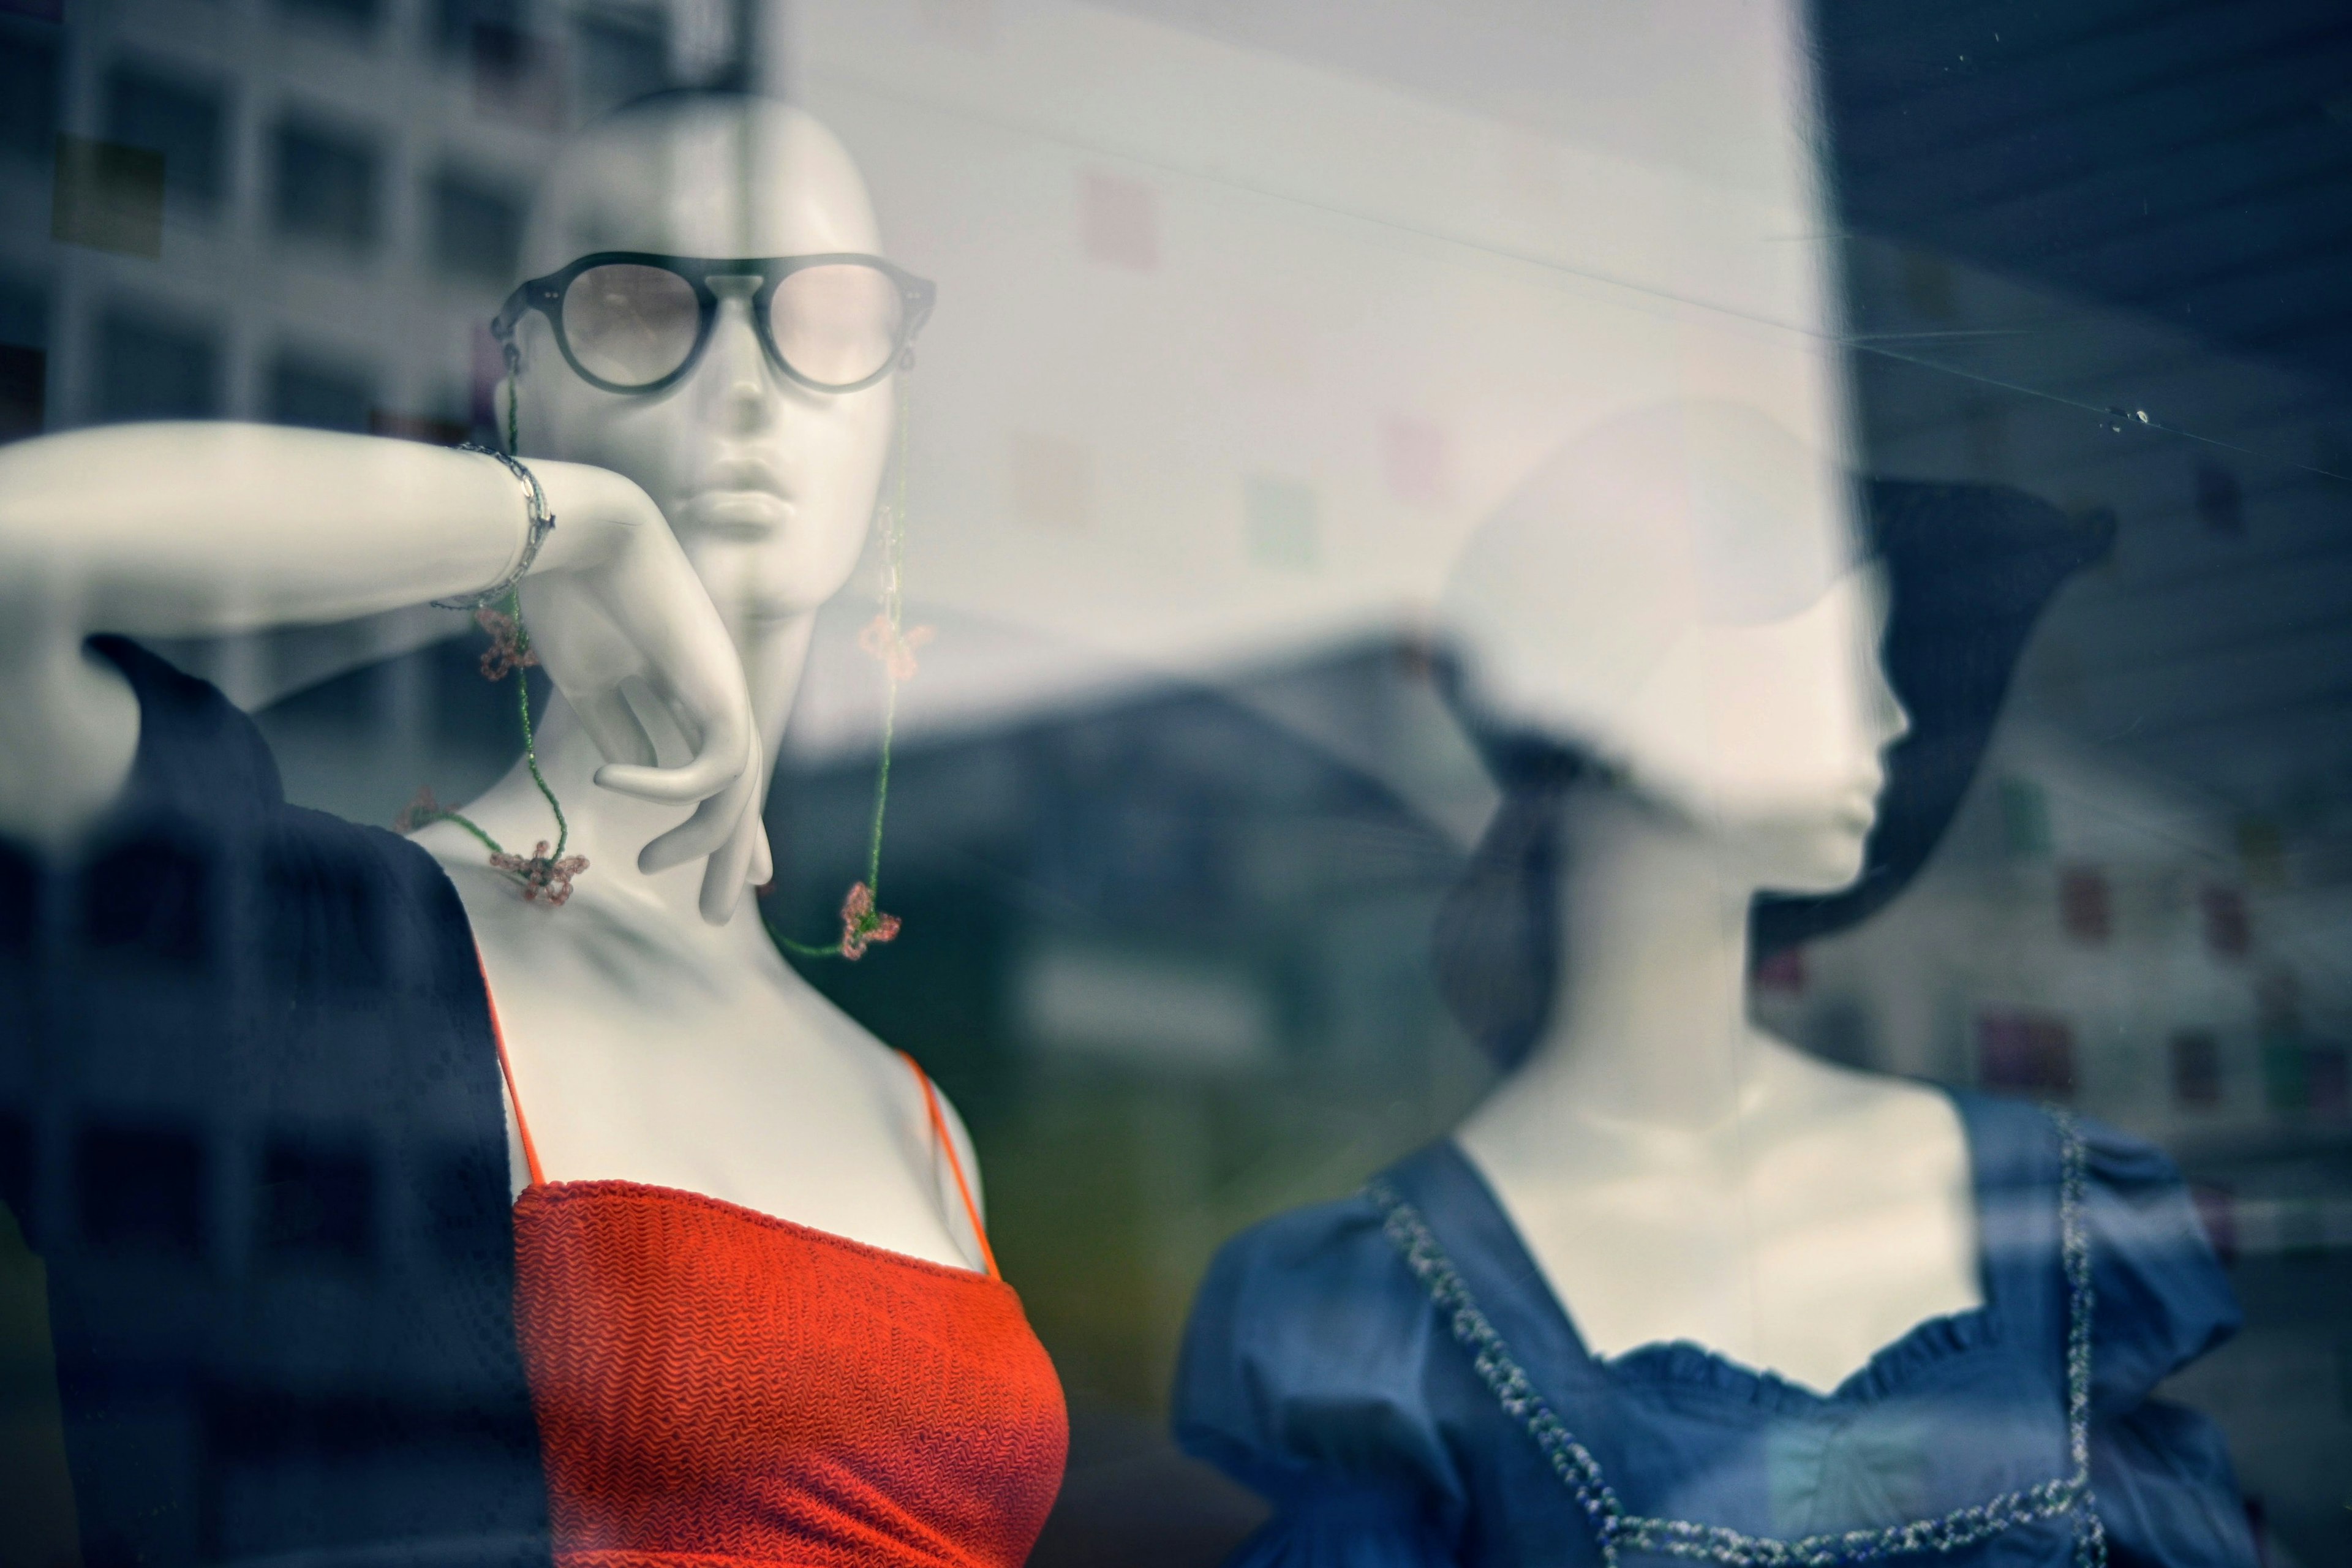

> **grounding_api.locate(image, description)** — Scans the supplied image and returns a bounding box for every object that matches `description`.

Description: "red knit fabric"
[511,1180,1068,1568]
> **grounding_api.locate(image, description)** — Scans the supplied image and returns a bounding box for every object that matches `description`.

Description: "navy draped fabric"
[1175,1091,2254,1568]
[0,640,550,1567]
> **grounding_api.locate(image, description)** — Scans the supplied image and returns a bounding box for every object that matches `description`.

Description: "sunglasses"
[492,252,937,396]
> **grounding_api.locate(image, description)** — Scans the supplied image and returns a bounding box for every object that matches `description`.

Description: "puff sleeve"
[1174,1197,1467,1567]
[2079,1119,2258,1568]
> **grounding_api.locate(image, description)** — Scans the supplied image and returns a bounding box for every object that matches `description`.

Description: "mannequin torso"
[1433,412,1985,1393]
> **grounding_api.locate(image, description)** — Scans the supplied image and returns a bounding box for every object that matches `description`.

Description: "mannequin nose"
[707,294,778,432]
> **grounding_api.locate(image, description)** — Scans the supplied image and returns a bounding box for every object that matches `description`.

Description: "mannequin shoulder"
[1747,1039,1970,1180]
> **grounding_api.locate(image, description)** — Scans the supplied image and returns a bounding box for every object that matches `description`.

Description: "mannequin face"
[1444,401,1907,895]
[513,99,896,625]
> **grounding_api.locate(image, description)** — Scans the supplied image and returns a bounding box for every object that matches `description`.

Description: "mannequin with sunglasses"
[1,92,1065,1568]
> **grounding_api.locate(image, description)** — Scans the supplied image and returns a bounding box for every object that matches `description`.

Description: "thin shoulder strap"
[477,949,546,1188]
[902,1053,1001,1281]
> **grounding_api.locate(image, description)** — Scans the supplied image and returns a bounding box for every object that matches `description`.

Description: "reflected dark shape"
[76,1121,206,1261]
[271,116,379,254]
[1751,481,2117,957]
[4,641,551,1566]
[104,60,226,212]
[78,826,212,968]
[260,1135,376,1267]
[262,840,388,993]
[94,305,219,422]
[424,1146,512,1268]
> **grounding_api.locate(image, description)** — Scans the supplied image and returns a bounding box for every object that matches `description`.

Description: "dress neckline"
[1414,1084,2021,1408]
[1366,1103,2101,1566]
[517,1176,1010,1287]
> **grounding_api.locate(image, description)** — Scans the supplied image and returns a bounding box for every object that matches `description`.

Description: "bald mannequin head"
[1443,400,1905,894]
[512,94,900,625]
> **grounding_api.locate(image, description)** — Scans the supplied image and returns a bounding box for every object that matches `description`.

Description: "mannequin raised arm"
[0,421,766,915]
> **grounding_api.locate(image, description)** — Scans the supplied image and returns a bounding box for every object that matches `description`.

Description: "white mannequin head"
[1442,400,1906,895]
[511,94,898,627]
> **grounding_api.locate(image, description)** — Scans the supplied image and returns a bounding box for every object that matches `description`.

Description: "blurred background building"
[2,1,2348,1565]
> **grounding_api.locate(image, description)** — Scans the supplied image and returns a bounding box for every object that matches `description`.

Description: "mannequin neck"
[1507,786,1765,1134]
[459,608,816,937]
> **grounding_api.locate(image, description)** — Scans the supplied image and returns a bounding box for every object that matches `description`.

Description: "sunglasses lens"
[561,264,701,388]
[767,263,905,388]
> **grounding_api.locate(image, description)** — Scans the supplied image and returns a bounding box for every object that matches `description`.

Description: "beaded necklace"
[1365,1109,2103,1568]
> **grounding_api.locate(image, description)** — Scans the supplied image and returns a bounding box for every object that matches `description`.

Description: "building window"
[273,116,379,255]
[94,306,219,423]
[428,168,523,285]
[104,61,227,213]
[2171,1030,2222,1109]
[574,3,669,118]
[0,272,48,442]
[76,1121,206,1261]
[50,137,164,258]
[268,348,375,432]
[434,0,521,54]
[2057,865,2111,944]
[0,19,61,164]
[2201,886,2251,959]
[1977,1007,2076,1099]
[277,0,380,36]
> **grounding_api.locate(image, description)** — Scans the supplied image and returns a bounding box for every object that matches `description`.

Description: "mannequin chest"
[1459,1077,1982,1396]
[439,861,980,1271]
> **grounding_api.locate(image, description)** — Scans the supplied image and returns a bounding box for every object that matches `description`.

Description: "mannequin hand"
[510,462,770,924]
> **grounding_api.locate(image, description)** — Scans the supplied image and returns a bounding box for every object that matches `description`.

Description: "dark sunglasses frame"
[492,251,938,396]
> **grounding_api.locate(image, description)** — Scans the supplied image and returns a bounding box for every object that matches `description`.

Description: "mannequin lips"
[678,489,795,537]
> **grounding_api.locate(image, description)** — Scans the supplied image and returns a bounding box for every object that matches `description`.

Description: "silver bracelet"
[434,443,557,609]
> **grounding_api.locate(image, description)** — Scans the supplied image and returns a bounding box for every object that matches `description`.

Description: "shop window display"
[2,1,2348,1566]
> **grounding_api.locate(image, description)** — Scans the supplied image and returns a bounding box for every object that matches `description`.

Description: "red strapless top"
[488,998,1068,1568]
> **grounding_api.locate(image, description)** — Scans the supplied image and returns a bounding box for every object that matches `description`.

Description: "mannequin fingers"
[696,796,763,925]
[570,687,658,771]
[748,818,773,890]
[592,736,744,804]
[634,787,737,874]
[592,682,751,803]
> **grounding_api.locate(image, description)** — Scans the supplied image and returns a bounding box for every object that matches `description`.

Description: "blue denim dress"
[1175,1093,2254,1568]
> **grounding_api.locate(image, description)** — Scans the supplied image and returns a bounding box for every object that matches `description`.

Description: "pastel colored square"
[1380,415,1448,508]
[1245,474,1317,571]
[1079,172,1158,271]
[1010,432,1093,529]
